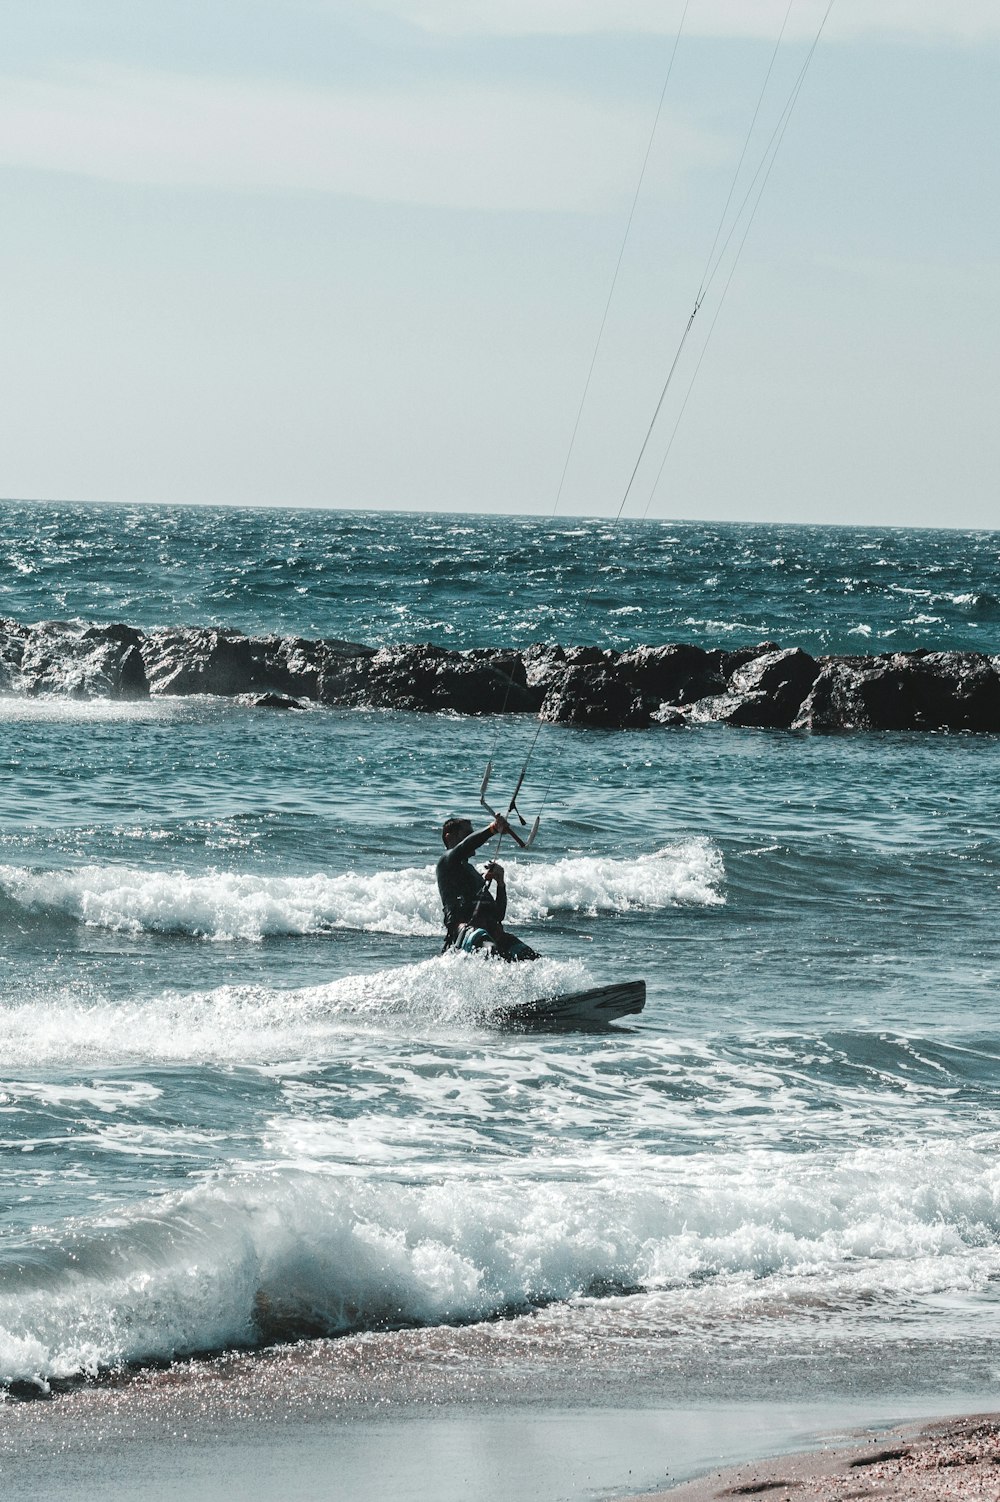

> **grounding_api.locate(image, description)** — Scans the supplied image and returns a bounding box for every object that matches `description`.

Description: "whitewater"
[2,502,1000,1437]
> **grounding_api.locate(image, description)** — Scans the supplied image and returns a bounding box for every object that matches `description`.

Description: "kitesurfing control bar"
[479,762,540,850]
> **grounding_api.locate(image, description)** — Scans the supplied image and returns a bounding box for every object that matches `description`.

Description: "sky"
[0,1,997,526]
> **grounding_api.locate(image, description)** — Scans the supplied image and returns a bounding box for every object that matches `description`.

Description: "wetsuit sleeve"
[438,825,505,943]
[450,824,496,861]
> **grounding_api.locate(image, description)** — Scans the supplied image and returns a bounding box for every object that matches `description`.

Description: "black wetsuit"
[436,825,506,950]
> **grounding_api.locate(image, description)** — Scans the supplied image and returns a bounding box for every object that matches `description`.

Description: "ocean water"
[2,500,999,652]
[2,502,1000,1462]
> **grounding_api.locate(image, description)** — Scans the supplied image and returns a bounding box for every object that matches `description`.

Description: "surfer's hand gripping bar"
[479,761,540,850]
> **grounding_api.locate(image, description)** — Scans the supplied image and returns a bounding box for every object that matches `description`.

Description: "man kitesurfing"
[434,797,645,1022]
[437,814,539,962]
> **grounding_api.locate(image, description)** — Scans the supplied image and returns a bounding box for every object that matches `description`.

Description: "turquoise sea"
[2,502,1000,1496]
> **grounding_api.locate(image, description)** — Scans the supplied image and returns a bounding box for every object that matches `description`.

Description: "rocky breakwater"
[1,619,998,733]
[145,634,538,713]
[0,621,536,715]
[539,642,1000,733]
[0,619,149,699]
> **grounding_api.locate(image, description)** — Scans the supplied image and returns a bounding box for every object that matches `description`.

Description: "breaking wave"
[0,954,598,1069]
[3,1143,1000,1390]
[0,840,724,942]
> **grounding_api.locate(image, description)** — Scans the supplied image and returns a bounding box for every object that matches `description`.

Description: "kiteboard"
[495,979,645,1029]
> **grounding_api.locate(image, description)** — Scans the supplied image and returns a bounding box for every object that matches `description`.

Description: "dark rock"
[145,630,372,701]
[618,643,725,706]
[146,629,254,696]
[75,625,150,698]
[794,658,912,732]
[522,643,565,689]
[117,645,149,699]
[540,663,650,728]
[465,649,543,710]
[322,644,539,714]
[692,648,818,729]
[249,692,305,710]
[705,642,782,681]
[10,620,150,698]
[914,651,1000,730]
[81,622,144,649]
[0,619,27,690]
[685,692,761,727]
[523,643,615,694]
[794,651,1000,732]
[466,648,527,685]
[2,615,999,736]
[730,646,818,702]
[650,703,689,727]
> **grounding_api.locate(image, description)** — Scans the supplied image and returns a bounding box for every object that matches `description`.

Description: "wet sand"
[1,1332,995,1502]
[636,1413,1000,1502]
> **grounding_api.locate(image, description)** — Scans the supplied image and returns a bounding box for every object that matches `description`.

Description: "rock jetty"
[2,618,999,733]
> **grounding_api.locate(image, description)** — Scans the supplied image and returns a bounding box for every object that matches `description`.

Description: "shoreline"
[2,1349,997,1502]
[628,1412,1000,1502]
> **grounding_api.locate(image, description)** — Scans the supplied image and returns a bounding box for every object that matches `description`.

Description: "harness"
[453,925,538,963]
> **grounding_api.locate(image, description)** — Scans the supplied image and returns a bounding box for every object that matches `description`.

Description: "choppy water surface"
[1,501,1000,1417]
[2,499,999,652]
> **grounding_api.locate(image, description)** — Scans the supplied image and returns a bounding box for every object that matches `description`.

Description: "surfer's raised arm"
[440,815,509,863]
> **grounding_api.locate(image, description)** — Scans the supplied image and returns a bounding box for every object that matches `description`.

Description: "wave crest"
[0,841,724,942]
[3,1145,1000,1390]
[0,955,599,1068]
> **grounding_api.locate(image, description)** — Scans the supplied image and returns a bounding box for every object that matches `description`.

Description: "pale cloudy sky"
[0,1,997,525]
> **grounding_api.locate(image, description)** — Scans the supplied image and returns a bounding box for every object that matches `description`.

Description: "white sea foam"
[0,954,596,1069]
[0,840,723,942]
[3,1142,1000,1389]
[0,696,177,723]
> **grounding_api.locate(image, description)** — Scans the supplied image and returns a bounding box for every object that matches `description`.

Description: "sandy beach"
[2,1329,998,1502]
[636,1413,1000,1502]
